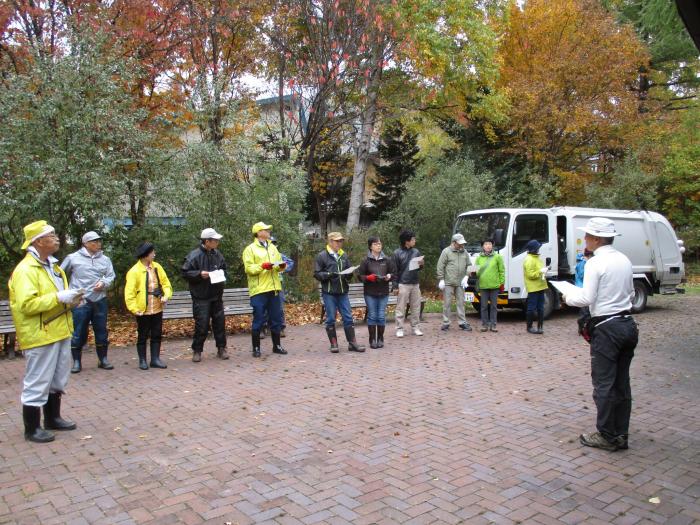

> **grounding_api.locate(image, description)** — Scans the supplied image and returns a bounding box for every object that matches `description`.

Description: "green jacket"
[523,253,548,292]
[243,239,284,297]
[436,246,471,286]
[9,253,73,350]
[474,252,505,290]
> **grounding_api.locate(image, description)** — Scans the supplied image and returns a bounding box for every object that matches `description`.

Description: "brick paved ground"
[1,294,699,525]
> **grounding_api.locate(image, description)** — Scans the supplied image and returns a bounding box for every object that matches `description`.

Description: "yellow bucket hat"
[251,222,272,235]
[22,220,55,250]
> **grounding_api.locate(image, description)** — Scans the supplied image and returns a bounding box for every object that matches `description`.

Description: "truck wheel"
[543,287,555,319]
[631,280,649,313]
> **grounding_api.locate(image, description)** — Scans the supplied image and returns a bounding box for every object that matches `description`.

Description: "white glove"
[461,275,469,289]
[57,289,82,304]
[438,279,445,291]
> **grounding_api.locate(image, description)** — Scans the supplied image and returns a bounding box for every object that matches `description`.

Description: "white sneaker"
[396,328,404,338]
[413,327,424,336]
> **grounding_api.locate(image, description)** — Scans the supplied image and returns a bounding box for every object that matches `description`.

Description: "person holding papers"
[522,239,548,334]
[181,228,229,362]
[437,233,472,332]
[358,236,396,349]
[314,231,366,353]
[124,242,172,370]
[243,222,288,358]
[10,221,82,443]
[392,229,424,338]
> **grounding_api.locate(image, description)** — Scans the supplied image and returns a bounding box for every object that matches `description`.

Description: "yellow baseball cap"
[22,220,55,250]
[252,222,272,235]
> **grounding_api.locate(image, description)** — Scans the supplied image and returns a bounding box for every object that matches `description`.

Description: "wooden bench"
[163,288,253,319]
[1,301,18,359]
[318,282,426,323]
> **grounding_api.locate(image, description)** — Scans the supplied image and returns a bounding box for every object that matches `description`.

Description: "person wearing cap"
[125,243,173,370]
[436,233,473,332]
[392,229,424,338]
[243,222,289,357]
[523,239,548,334]
[358,236,396,348]
[10,220,84,443]
[260,236,295,338]
[60,231,116,373]
[314,232,366,353]
[474,239,506,332]
[181,228,229,362]
[562,217,638,452]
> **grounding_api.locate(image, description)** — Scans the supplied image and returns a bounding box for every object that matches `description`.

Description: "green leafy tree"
[367,121,420,221]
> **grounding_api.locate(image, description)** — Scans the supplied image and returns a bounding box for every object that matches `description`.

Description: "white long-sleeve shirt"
[564,245,634,318]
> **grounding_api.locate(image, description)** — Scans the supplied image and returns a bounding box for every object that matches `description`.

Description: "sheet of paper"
[209,269,226,284]
[549,280,578,296]
[272,260,286,268]
[408,256,424,271]
[339,265,359,275]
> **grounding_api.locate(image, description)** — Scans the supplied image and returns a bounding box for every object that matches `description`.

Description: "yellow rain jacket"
[9,253,73,350]
[523,253,548,293]
[242,239,284,297]
[124,260,173,315]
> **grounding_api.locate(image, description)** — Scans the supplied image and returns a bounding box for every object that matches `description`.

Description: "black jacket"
[393,247,422,285]
[314,248,353,295]
[358,252,396,296]
[181,245,227,300]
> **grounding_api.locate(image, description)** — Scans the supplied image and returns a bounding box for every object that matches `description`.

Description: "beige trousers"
[395,283,422,330]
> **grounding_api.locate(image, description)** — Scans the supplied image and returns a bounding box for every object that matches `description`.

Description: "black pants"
[590,316,638,440]
[137,313,163,346]
[191,298,226,352]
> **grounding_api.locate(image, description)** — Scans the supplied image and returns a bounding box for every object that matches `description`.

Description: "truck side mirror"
[546,257,551,266]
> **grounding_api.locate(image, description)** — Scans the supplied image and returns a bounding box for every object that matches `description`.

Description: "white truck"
[454,206,686,317]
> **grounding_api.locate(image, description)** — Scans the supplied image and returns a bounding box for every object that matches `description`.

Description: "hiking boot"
[216,347,230,360]
[459,323,472,332]
[441,324,449,331]
[489,325,498,333]
[579,431,618,451]
[615,435,629,450]
[480,325,489,332]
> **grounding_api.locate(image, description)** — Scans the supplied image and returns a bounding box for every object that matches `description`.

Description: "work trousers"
[480,288,499,327]
[191,298,227,352]
[137,312,163,346]
[396,283,421,330]
[251,292,283,333]
[21,339,72,406]
[365,294,389,326]
[590,316,638,441]
[526,290,545,316]
[442,285,466,326]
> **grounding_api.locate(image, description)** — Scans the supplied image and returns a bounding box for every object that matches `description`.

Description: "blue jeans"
[71,298,109,349]
[322,293,353,328]
[264,288,286,329]
[251,292,283,333]
[526,290,545,316]
[365,294,389,326]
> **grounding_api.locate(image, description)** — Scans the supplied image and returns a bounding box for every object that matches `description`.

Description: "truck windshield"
[454,213,510,252]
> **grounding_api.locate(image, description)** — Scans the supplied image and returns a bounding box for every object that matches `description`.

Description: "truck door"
[507,212,556,298]
[653,222,684,288]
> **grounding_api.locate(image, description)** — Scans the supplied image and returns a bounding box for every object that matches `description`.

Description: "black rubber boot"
[137,344,149,370]
[271,331,287,355]
[368,326,378,349]
[43,393,76,431]
[96,344,114,370]
[216,347,230,360]
[326,325,339,353]
[526,312,538,334]
[252,331,261,358]
[377,325,385,348]
[344,326,366,352]
[536,313,544,334]
[70,346,82,374]
[150,341,167,368]
[23,405,54,443]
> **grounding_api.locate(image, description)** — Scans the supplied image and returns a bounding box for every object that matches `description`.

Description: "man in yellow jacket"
[9,221,84,443]
[242,222,288,358]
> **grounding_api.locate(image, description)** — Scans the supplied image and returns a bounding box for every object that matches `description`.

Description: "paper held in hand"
[549,280,579,296]
[339,265,359,275]
[209,269,226,284]
[408,256,424,271]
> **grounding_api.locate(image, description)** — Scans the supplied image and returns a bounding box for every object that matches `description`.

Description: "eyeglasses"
[371,241,382,245]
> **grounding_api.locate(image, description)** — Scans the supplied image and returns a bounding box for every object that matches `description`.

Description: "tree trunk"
[346,70,381,232]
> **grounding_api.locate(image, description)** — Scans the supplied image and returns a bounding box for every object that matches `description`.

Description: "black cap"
[135,242,155,259]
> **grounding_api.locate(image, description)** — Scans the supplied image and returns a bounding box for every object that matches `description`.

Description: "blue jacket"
[575,254,587,288]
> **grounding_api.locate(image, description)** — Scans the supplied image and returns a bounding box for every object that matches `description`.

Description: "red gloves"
[261,262,273,270]
[499,284,505,292]
[366,274,378,282]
